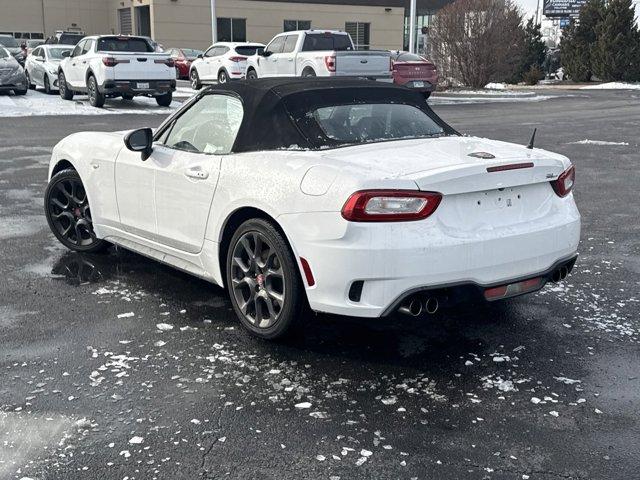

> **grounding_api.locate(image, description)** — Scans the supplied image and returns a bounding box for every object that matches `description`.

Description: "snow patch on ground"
[580,82,640,90]
[567,139,630,146]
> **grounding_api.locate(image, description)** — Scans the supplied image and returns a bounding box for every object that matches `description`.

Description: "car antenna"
[526,128,537,149]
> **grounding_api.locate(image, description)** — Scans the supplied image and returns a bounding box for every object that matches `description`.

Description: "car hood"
[0,56,20,68]
[4,47,21,55]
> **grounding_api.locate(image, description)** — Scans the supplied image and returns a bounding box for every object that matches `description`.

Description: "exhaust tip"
[559,266,568,280]
[399,296,423,316]
[424,297,439,315]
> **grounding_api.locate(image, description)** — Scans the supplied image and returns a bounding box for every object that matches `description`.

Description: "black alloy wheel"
[58,71,74,100]
[44,169,108,253]
[226,219,304,339]
[87,75,105,108]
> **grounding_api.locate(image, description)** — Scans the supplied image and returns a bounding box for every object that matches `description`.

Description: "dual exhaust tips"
[551,265,569,283]
[398,295,439,317]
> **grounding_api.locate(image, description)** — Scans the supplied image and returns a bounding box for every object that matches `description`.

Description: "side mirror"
[61,50,70,58]
[259,49,271,57]
[124,128,153,160]
[197,54,203,59]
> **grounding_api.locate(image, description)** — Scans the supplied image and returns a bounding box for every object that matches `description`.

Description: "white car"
[57,35,176,108]
[189,42,264,89]
[245,30,391,80]
[45,78,580,340]
[25,45,73,93]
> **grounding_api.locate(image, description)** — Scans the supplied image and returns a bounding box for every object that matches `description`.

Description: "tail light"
[229,56,247,62]
[341,190,442,222]
[155,58,175,68]
[324,55,336,72]
[550,165,576,197]
[102,57,130,67]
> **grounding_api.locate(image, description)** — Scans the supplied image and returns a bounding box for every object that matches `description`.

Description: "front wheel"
[59,71,74,100]
[44,169,108,253]
[44,74,52,94]
[156,91,172,107]
[190,69,202,90]
[226,219,305,340]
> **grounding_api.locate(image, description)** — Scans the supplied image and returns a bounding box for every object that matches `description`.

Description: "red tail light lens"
[102,57,130,67]
[550,165,576,197]
[229,56,247,62]
[484,277,543,301]
[341,190,442,222]
[155,58,175,68]
[324,55,336,72]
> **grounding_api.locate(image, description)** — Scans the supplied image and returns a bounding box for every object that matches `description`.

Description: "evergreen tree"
[591,0,640,81]
[514,18,547,84]
[560,0,605,81]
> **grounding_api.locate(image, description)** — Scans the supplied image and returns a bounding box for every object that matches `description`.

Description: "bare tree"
[431,0,525,88]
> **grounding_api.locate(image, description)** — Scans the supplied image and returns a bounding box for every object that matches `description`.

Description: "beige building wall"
[1,0,404,51]
[0,0,110,38]
[151,0,404,50]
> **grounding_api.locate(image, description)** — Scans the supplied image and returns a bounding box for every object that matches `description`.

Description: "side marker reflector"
[484,276,543,300]
[300,257,315,287]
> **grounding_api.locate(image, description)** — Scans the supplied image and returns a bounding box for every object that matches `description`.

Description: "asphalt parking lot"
[1,89,638,480]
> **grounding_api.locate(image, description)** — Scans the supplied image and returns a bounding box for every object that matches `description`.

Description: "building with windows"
[0,0,449,52]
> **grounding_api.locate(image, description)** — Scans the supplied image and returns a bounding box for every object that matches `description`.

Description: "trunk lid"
[108,52,174,80]
[393,61,436,78]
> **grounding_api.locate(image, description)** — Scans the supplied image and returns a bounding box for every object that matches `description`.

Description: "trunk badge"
[468,152,496,159]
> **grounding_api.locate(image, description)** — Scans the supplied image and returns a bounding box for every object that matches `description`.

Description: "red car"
[390,51,438,98]
[168,48,203,79]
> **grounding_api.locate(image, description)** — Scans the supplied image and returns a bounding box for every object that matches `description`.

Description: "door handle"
[287,58,293,62]
[185,168,209,179]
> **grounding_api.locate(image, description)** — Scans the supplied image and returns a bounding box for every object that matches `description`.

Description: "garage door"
[118,8,132,35]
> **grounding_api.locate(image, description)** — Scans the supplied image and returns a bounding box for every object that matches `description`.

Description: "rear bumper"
[395,78,438,92]
[279,196,581,318]
[99,79,176,95]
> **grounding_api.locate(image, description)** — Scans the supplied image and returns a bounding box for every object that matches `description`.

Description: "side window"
[71,41,84,57]
[164,94,244,155]
[82,39,93,54]
[265,36,285,55]
[32,47,40,57]
[282,35,298,54]
[204,46,218,57]
[219,46,230,56]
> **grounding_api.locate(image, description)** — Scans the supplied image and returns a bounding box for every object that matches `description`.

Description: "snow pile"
[568,139,630,146]
[581,82,640,90]
[485,82,507,90]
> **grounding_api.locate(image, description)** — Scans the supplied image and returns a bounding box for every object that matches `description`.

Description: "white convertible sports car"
[45,78,580,339]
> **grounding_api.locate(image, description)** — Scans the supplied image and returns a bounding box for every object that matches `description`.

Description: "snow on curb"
[568,139,630,146]
[580,82,640,90]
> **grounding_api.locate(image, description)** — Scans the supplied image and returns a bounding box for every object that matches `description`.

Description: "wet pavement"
[0,90,639,480]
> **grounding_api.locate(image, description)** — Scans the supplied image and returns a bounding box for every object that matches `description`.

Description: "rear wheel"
[226,219,305,340]
[246,69,258,80]
[190,69,202,90]
[44,169,108,253]
[156,91,172,107]
[122,93,134,101]
[218,70,228,84]
[59,71,74,100]
[302,68,316,77]
[44,74,52,94]
[87,75,105,108]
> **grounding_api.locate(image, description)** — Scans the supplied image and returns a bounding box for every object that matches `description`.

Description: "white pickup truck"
[58,35,176,108]
[245,30,391,80]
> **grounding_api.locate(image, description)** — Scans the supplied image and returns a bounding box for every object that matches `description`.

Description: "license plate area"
[413,80,425,88]
[136,82,150,89]
[476,187,523,211]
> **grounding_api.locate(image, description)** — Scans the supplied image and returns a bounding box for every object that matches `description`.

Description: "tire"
[59,71,74,100]
[175,66,182,80]
[26,70,35,90]
[302,68,316,77]
[87,75,105,108]
[226,218,305,340]
[13,86,27,95]
[218,69,228,84]
[44,169,109,253]
[44,74,52,94]
[246,69,258,80]
[156,91,172,107]
[190,69,202,90]
[122,93,134,101]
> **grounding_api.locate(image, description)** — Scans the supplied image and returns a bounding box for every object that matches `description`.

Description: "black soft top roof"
[193,78,457,153]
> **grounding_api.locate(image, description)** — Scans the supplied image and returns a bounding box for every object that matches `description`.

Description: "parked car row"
[188,30,439,98]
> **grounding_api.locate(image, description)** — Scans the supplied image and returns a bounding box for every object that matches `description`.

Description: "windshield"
[311,103,445,146]
[97,37,154,52]
[0,36,19,48]
[0,48,9,59]
[181,48,202,58]
[58,34,84,45]
[235,45,262,56]
[27,40,44,47]
[48,47,72,60]
[302,33,352,52]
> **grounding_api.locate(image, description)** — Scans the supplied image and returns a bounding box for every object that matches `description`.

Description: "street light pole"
[408,0,417,53]
[210,0,217,44]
